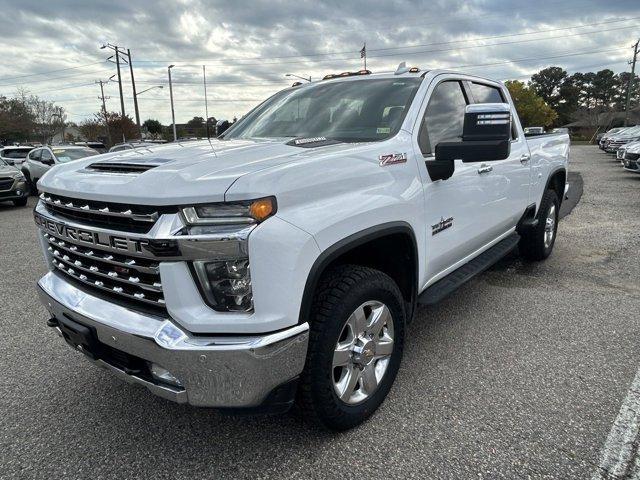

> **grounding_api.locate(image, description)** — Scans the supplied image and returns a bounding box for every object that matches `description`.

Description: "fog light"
[15,190,22,196]
[192,258,253,312]
[150,363,183,387]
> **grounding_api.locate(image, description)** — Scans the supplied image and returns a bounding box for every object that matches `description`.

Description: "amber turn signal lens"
[250,198,275,221]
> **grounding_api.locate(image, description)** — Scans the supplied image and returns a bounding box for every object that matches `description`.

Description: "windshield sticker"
[376,127,391,134]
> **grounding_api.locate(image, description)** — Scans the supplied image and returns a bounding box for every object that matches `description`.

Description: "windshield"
[2,148,31,159]
[52,148,99,163]
[224,78,422,143]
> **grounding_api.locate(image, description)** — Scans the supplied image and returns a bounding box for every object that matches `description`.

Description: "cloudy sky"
[0,0,638,126]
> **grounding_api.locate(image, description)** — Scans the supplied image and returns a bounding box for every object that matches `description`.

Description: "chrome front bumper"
[38,272,309,408]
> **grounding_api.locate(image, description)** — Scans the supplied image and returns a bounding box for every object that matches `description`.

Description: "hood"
[37,138,354,205]
[0,164,21,177]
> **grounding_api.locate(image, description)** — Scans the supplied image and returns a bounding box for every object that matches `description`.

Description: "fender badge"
[431,216,454,235]
[379,152,407,166]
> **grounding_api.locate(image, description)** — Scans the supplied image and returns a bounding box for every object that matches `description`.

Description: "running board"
[418,233,520,306]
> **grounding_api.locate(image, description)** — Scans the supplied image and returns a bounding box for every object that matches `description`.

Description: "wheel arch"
[299,222,419,326]
[544,168,567,206]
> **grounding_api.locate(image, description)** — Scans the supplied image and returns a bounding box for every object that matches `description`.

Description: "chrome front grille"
[40,193,176,233]
[44,232,165,308]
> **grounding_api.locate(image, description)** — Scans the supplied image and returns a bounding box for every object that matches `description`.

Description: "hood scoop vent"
[86,158,173,174]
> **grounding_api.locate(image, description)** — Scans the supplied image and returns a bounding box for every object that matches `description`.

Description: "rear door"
[466,81,531,236]
[32,148,51,180]
[26,148,42,178]
[415,78,498,283]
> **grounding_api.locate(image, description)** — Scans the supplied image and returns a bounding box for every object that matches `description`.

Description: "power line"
[132,16,640,64]
[0,61,106,83]
[0,68,113,87]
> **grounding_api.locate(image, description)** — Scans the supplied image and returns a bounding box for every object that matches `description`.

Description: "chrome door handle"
[477,163,493,174]
[520,154,531,164]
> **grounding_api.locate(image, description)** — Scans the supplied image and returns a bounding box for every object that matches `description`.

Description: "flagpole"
[364,42,367,70]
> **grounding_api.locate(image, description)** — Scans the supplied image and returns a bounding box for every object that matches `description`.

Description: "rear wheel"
[298,265,405,431]
[519,189,559,261]
[22,171,36,195]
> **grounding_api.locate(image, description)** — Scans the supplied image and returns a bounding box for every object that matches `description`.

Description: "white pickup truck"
[33,65,569,430]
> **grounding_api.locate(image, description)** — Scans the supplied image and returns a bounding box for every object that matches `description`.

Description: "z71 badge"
[379,152,407,166]
[431,216,454,235]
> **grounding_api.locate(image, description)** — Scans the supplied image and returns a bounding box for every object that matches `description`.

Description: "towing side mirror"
[435,103,512,164]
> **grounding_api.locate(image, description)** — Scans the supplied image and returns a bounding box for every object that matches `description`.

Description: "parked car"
[32,67,569,430]
[616,139,640,161]
[599,127,629,149]
[108,141,159,153]
[0,145,34,166]
[551,128,569,134]
[74,142,108,154]
[622,141,640,173]
[22,145,99,193]
[603,126,640,153]
[524,126,545,135]
[0,158,29,206]
[597,127,627,147]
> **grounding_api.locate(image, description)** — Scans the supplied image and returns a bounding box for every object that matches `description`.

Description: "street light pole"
[168,65,177,142]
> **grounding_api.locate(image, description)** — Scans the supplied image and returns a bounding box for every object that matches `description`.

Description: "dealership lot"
[1,145,639,478]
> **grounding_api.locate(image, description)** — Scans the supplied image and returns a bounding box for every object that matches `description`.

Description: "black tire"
[22,170,36,195]
[12,197,28,207]
[519,189,559,261]
[297,265,405,431]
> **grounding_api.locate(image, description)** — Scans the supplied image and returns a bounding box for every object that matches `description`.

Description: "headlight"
[12,171,24,179]
[181,197,276,228]
[182,197,276,312]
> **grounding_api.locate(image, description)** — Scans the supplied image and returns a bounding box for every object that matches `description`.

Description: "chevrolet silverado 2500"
[34,66,569,430]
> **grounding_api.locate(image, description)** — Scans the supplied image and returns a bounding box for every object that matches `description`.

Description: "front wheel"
[519,189,559,261]
[298,265,405,431]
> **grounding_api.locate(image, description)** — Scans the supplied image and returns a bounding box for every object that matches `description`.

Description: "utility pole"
[96,80,113,146]
[624,38,639,127]
[127,48,141,139]
[168,65,177,142]
[203,65,210,139]
[114,48,125,119]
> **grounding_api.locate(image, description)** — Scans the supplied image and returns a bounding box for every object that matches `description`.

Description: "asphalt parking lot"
[1,145,639,479]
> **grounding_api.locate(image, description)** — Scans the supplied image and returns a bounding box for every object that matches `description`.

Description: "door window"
[469,82,504,103]
[40,149,53,163]
[419,81,468,154]
[29,149,41,161]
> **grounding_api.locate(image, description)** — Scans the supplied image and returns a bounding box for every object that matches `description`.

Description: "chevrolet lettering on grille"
[34,212,148,254]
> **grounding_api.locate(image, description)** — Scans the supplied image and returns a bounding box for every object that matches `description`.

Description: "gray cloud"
[0,0,638,123]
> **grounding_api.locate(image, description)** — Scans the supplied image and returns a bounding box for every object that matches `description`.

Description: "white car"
[32,67,569,430]
[0,145,34,166]
[622,141,640,173]
[22,145,99,192]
